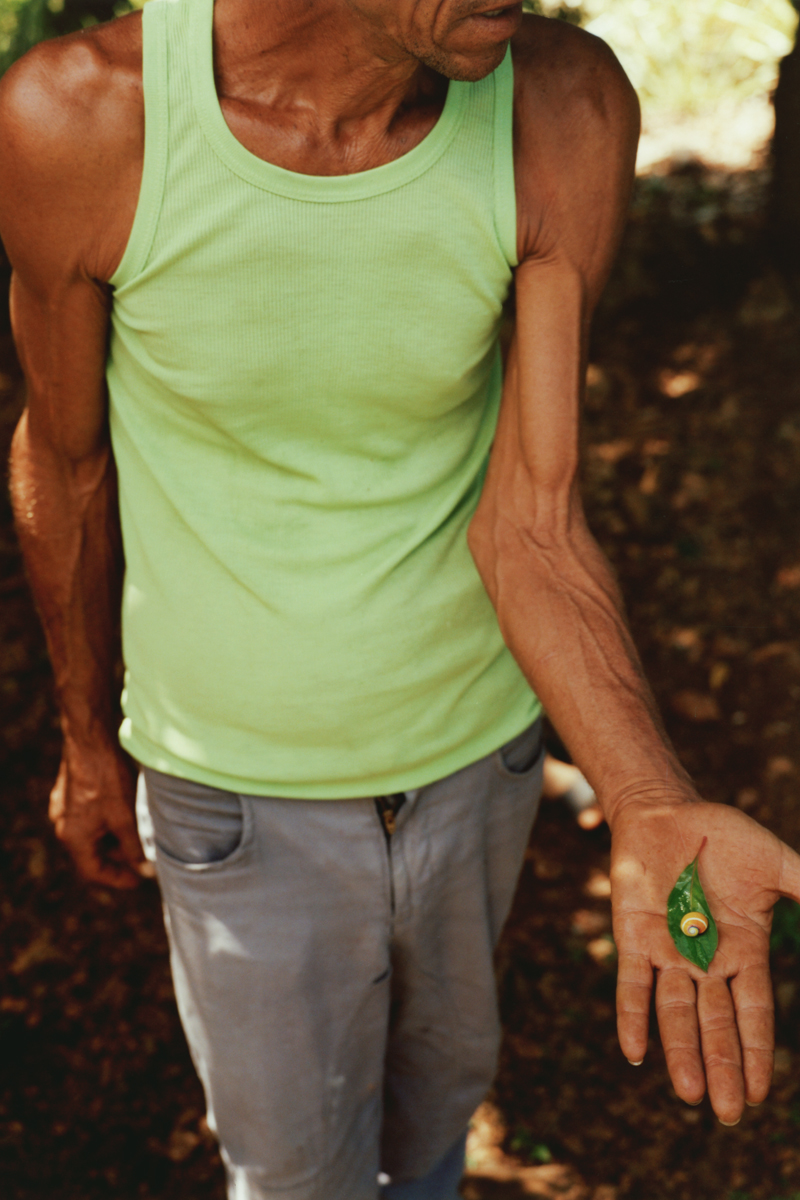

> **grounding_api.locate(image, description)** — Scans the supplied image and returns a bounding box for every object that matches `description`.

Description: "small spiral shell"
[680,911,709,938]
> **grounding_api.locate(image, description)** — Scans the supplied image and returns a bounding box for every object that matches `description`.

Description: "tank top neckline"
[189,0,473,202]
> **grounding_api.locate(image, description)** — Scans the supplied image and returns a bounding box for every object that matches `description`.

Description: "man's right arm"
[0,18,146,887]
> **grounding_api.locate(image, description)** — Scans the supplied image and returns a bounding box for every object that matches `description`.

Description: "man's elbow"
[10,407,114,527]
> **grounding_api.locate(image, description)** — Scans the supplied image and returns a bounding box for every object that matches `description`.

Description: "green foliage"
[509,1128,553,1163]
[528,0,797,117]
[666,839,718,972]
[770,897,800,955]
[522,0,584,21]
[580,0,796,115]
[0,0,48,73]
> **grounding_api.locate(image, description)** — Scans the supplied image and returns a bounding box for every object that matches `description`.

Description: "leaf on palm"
[667,836,718,971]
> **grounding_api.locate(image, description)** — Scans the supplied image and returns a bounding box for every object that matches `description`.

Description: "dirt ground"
[1,162,800,1200]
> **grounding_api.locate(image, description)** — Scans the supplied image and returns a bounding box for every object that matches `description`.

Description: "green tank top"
[108,0,541,799]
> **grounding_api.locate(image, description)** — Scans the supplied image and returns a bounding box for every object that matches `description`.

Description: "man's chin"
[420,39,510,82]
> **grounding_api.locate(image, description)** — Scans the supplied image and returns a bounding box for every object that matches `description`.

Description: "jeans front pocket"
[139,768,252,872]
[494,718,544,779]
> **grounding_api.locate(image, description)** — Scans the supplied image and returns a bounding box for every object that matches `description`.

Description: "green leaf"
[667,837,718,971]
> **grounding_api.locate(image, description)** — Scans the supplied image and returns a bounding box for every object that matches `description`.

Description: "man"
[2,2,799,1197]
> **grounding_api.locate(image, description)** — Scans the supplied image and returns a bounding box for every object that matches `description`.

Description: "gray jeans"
[136,721,544,1200]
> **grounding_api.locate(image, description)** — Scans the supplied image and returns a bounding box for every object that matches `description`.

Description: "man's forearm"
[1,115,143,882]
[10,408,124,751]
[469,501,695,824]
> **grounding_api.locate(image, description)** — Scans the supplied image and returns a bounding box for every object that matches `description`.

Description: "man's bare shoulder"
[0,14,143,173]
[0,14,144,279]
[509,15,639,268]
[510,15,639,153]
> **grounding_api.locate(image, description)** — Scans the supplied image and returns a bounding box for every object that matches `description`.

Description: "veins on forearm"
[488,525,693,806]
[10,416,124,741]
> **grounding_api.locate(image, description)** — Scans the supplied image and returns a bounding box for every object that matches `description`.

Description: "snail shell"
[680,911,709,937]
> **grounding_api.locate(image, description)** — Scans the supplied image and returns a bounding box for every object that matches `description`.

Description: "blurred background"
[2,1,800,1197]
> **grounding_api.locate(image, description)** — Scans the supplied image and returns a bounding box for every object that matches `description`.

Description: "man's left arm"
[469,23,800,1126]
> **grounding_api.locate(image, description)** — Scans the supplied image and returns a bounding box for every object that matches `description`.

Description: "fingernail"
[688,1100,703,1107]
[627,1059,644,1066]
[745,1101,762,1108]
[719,1118,741,1127]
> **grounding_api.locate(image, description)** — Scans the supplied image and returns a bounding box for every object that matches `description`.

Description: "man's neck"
[213,0,446,152]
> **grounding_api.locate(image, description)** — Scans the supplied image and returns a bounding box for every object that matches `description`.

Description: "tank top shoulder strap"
[110,0,172,288]
[492,46,518,269]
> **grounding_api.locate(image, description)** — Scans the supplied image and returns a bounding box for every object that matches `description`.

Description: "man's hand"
[612,800,800,1126]
[49,740,147,889]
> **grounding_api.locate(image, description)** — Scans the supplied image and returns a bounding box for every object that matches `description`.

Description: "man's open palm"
[612,800,800,1126]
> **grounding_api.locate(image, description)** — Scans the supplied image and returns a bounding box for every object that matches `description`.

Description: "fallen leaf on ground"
[571,910,610,937]
[671,471,709,509]
[735,787,759,810]
[583,870,611,899]
[709,662,730,690]
[589,439,634,464]
[750,641,797,663]
[766,756,795,782]
[642,438,670,456]
[587,937,616,962]
[670,690,721,721]
[11,932,63,975]
[659,369,701,398]
[775,565,800,589]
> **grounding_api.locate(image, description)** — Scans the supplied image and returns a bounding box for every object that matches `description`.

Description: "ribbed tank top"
[108,0,541,799]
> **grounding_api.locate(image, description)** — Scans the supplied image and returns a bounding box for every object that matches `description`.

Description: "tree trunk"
[771,26,800,275]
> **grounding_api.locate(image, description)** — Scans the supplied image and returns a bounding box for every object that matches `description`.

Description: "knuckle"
[704,1053,741,1070]
[656,998,695,1013]
[736,1002,773,1017]
[658,966,695,988]
[700,1015,737,1033]
[743,1046,774,1060]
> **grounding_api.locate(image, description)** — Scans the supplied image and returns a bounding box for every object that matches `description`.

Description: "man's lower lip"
[469,5,523,34]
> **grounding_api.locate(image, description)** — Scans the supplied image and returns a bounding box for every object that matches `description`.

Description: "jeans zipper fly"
[375,793,406,915]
